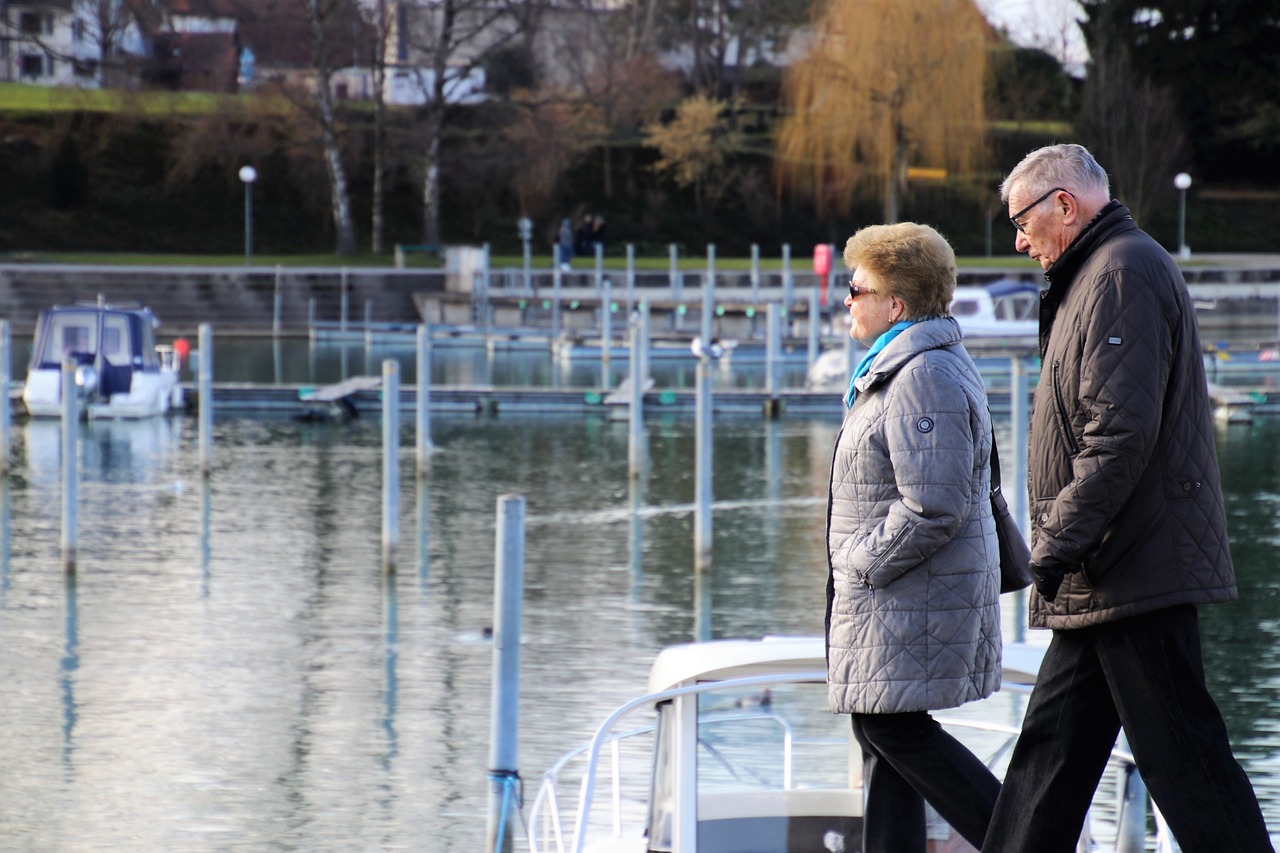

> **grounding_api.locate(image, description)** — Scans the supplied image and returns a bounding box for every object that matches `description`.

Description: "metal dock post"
[61,358,77,573]
[486,494,525,853]
[382,359,400,572]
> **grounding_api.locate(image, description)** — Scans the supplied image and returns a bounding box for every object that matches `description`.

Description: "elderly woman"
[825,222,1002,852]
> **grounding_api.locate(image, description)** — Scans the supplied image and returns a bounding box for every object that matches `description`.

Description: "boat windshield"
[33,311,100,368]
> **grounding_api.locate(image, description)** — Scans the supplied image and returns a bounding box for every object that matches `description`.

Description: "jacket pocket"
[1052,361,1080,456]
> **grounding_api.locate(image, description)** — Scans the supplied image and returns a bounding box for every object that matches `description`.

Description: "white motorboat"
[527,635,1174,853]
[807,281,1041,390]
[21,301,184,419]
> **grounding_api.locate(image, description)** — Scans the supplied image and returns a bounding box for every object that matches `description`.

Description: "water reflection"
[0,411,1275,850]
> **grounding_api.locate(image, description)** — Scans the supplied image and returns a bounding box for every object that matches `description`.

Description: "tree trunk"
[422,110,443,246]
[306,0,357,256]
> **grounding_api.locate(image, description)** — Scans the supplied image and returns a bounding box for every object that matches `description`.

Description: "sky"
[975,0,1091,74]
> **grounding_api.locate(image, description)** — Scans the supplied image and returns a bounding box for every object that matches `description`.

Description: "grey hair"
[999,143,1110,203]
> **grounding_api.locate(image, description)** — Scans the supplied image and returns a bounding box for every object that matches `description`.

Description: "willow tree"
[775,0,989,223]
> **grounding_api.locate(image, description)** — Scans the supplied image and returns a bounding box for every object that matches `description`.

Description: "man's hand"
[1031,560,1067,602]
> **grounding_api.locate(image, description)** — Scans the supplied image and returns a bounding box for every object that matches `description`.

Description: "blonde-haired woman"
[825,222,1002,852]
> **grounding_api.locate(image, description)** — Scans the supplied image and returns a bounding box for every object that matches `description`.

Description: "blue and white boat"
[22,300,183,419]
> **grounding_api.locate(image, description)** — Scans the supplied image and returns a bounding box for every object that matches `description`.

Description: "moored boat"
[21,300,183,419]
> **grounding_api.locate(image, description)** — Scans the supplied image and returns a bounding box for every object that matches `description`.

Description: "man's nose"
[1015,231,1030,253]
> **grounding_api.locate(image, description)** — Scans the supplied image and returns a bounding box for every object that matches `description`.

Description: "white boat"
[526,635,1176,853]
[807,281,1041,390]
[21,301,184,419]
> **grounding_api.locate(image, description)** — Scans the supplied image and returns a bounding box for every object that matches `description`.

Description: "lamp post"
[239,165,258,266]
[1174,172,1192,261]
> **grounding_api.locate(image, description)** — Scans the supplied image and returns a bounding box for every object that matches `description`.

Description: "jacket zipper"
[1052,361,1080,455]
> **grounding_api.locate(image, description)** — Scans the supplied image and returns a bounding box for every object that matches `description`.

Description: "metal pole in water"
[629,319,644,480]
[639,302,651,390]
[551,261,562,345]
[1010,355,1029,642]
[625,243,636,315]
[340,268,349,333]
[782,243,794,314]
[198,323,213,477]
[382,359,400,572]
[594,242,604,300]
[766,303,780,397]
[365,300,374,351]
[600,275,612,383]
[273,265,283,335]
[750,243,760,302]
[416,325,432,477]
[695,356,713,572]
[0,320,10,473]
[486,494,525,853]
[702,244,716,352]
[61,358,77,573]
[807,287,820,372]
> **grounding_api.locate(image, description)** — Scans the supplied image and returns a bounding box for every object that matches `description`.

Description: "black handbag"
[990,431,1033,593]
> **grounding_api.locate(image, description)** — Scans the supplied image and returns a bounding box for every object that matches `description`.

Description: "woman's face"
[845,266,902,346]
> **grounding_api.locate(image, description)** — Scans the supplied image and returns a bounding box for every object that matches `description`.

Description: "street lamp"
[1174,172,1192,261]
[239,165,258,266]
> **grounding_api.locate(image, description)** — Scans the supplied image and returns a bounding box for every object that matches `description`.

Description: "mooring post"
[766,303,780,397]
[629,319,644,480]
[416,325,432,477]
[382,359,400,573]
[198,323,213,477]
[695,355,713,573]
[0,320,10,474]
[551,261,562,345]
[625,243,636,315]
[807,287,821,372]
[750,243,761,302]
[782,243,794,315]
[594,242,604,300]
[702,244,716,353]
[600,274,613,383]
[1010,354,1030,643]
[60,358,77,574]
[486,493,525,853]
[340,267,349,333]
[273,265,283,335]
[639,302,651,392]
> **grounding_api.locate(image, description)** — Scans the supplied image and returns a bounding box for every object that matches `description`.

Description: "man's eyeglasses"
[1009,187,1073,233]
[849,282,878,300]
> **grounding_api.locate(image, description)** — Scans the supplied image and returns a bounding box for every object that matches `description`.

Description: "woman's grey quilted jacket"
[825,316,1002,715]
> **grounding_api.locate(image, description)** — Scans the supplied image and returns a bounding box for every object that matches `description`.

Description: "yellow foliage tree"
[645,95,741,213]
[775,0,989,223]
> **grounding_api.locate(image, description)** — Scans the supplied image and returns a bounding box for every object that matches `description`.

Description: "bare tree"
[390,0,529,246]
[303,0,358,254]
[1075,20,1188,229]
[774,0,988,223]
[539,2,680,199]
[364,0,392,254]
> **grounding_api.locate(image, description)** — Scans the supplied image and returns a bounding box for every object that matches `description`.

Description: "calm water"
[1,360,1279,850]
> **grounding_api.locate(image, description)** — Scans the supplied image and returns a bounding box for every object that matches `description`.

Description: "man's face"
[1008,185,1075,271]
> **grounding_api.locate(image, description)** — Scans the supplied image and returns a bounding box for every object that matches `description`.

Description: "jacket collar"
[853,315,963,396]
[1043,200,1134,290]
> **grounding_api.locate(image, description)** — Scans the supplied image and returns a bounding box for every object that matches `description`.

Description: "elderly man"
[981,144,1274,852]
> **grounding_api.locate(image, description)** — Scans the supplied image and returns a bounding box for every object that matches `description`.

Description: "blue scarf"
[844,320,919,408]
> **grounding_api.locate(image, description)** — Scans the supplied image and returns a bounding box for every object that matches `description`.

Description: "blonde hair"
[843,222,956,318]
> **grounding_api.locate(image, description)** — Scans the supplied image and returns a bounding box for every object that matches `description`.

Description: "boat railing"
[526,672,1176,853]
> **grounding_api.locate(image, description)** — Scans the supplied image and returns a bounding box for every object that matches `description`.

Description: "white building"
[1,0,146,87]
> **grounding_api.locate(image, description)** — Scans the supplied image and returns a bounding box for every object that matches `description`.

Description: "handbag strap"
[989,426,1003,497]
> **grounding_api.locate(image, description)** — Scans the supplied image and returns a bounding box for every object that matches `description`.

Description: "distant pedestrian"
[589,214,607,254]
[556,218,573,272]
[574,215,593,257]
[981,142,1274,853]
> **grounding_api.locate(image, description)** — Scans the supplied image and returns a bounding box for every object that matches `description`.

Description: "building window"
[19,12,41,34]
[72,19,86,42]
[20,54,45,79]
